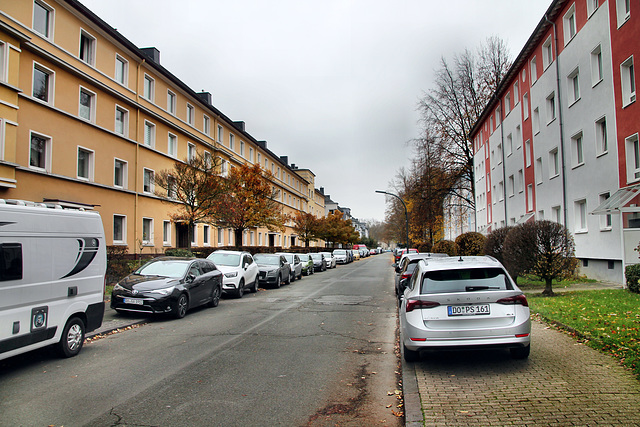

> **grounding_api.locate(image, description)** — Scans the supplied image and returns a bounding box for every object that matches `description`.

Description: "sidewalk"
[87,304,148,339]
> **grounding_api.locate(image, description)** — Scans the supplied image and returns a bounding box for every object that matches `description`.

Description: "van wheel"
[58,317,85,358]
[174,294,188,319]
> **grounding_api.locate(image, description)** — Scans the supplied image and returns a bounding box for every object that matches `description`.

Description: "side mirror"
[186,274,196,283]
[399,278,408,292]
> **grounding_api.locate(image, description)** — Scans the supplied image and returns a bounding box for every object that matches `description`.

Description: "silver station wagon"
[399,256,531,362]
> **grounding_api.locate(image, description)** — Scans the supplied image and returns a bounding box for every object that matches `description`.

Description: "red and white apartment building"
[472,0,640,284]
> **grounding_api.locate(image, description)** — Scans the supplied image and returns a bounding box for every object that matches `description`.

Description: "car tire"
[235,280,245,298]
[297,271,302,280]
[174,293,189,319]
[57,317,85,358]
[274,274,281,288]
[510,344,531,359]
[250,279,258,293]
[403,344,420,363]
[208,285,221,308]
[290,270,296,282]
[285,272,291,285]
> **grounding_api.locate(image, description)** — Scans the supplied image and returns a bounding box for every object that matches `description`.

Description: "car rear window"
[420,267,513,294]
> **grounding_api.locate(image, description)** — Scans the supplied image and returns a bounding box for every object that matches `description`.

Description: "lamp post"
[375,190,409,249]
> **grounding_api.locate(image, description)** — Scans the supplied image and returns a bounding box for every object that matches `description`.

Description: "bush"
[483,226,513,264]
[416,241,432,253]
[432,240,458,256]
[164,248,194,257]
[106,246,135,284]
[455,232,486,256]
[503,222,538,284]
[625,264,640,293]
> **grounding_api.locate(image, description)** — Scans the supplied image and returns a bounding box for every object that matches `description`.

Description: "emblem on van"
[60,238,100,279]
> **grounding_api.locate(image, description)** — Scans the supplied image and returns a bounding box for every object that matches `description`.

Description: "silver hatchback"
[400,256,531,362]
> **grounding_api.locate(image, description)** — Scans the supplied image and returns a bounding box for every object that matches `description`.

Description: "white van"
[0,200,106,360]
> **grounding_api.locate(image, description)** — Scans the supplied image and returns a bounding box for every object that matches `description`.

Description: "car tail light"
[515,333,530,338]
[400,272,412,280]
[405,299,440,312]
[497,294,529,307]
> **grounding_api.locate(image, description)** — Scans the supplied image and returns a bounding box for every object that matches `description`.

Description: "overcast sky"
[80,0,551,222]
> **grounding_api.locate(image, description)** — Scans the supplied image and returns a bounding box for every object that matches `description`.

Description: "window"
[536,158,543,184]
[144,121,155,147]
[621,56,636,106]
[531,56,538,82]
[113,215,126,244]
[249,147,254,163]
[523,93,529,119]
[114,158,127,188]
[568,69,580,104]
[142,218,153,245]
[240,141,245,157]
[508,175,514,197]
[595,117,608,155]
[188,143,196,161]
[79,29,96,66]
[496,143,502,164]
[115,54,128,86]
[221,159,229,177]
[33,0,54,38]
[143,74,155,102]
[167,175,177,199]
[191,225,197,246]
[518,169,524,193]
[542,37,553,69]
[163,221,171,245]
[514,81,519,101]
[527,184,534,211]
[0,42,6,82]
[600,192,612,230]
[203,115,210,136]
[616,0,631,27]
[79,87,95,122]
[77,147,94,180]
[115,105,128,137]
[33,63,53,103]
[229,133,235,151]
[563,5,577,45]
[546,93,556,123]
[505,93,511,112]
[571,132,584,167]
[217,125,223,142]
[166,133,178,157]
[591,45,603,86]
[217,228,223,245]
[552,206,562,223]
[625,133,640,182]
[549,148,560,177]
[29,132,51,171]
[204,151,212,168]
[203,225,210,246]
[167,91,176,115]
[143,168,154,193]
[187,104,194,125]
[533,107,540,134]
[587,0,599,16]
[538,210,545,220]
[525,140,531,167]
[575,199,587,232]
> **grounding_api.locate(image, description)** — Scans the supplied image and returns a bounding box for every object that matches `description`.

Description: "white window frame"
[552,206,562,223]
[0,41,6,83]
[29,131,52,172]
[616,0,631,27]
[530,56,538,83]
[625,133,640,183]
[79,28,96,66]
[114,158,128,189]
[142,217,154,245]
[533,107,540,134]
[591,45,603,86]
[163,220,171,246]
[188,142,196,161]
[76,146,94,181]
[78,86,96,123]
[563,5,577,45]
[527,184,534,212]
[167,175,177,200]
[115,54,128,86]
[217,125,223,143]
[599,192,613,230]
[203,115,210,136]
[542,37,553,70]
[187,103,194,125]
[33,0,54,40]
[508,175,514,197]
[203,225,210,246]
[595,116,608,156]
[621,55,636,106]
[240,140,245,157]
[168,132,178,157]
[113,215,126,244]
[522,93,529,119]
[144,120,156,148]
[217,228,223,245]
[143,73,155,102]
[546,92,556,124]
[549,148,560,178]
[191,225,197,247]
[229,133,235,151]
[167,90,176,115]
[568,68,580,105]
[32,61,54,104]
[115,105,129,137]
[587,0,599,16]
[525,140,531,167]
[536,157,543,184]
[571,131,584,168]
[574,199,588,233]
[143,168,155,194]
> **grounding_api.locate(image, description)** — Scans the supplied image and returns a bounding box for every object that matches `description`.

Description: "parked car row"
[393,252,531,363]
[112,247,369,320]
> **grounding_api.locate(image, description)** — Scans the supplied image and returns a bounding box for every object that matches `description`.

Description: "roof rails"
[0,199,94,212]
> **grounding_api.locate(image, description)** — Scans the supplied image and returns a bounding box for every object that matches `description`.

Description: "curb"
[401,346,424,426]
[86,318,147,339]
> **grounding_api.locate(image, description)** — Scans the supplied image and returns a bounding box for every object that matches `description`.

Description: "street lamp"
[375,190,410,249]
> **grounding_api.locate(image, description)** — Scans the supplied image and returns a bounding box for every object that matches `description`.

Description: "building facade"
[472,0,640,284]
[0,0,327,253]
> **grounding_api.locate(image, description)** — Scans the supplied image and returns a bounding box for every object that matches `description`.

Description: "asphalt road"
[0,254,402,426]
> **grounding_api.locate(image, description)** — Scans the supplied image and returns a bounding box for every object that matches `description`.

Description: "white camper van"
[0,200,106,360]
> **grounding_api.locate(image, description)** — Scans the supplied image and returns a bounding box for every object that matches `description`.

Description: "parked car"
[308,253,327,271]
[352,250,360,261]
[399,256,531,362]
[111,257,223,319]
[207,250,259,298]
[299,253,314,276]
[276,252,303,281]
[320,252,337,269]
[332,249,348,264]
[254,253,291,288]
[395,253,449,304]
[353,244,368,257]
[346,249,354,263]
[394,248,418,264]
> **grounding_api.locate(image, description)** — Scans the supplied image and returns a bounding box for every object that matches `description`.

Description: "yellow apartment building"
[0,0,324,252]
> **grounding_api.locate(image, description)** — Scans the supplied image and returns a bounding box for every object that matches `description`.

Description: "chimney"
[196,91,212,105]
[291,163,296,169]
[320,187,324,195]
[233,121,245,132]
[139,47,160,64]
[280,156,288,166]
[257,141,267,149]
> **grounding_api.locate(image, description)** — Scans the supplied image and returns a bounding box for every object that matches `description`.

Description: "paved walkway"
[404,319,640,426]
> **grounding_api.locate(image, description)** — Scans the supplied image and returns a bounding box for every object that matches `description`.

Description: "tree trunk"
[542,278,554,296]
[234,228,243,248]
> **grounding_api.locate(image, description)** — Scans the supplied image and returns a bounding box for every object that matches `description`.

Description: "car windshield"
[334,250,346,255]
[320,253,331,257]
[309,253,322,260]
[420,267,512,294]
[208,253,240,267]
[280,254,294,263]
[254,255,280,265]
[136,260,189,278]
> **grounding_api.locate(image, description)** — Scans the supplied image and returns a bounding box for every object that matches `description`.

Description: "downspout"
[499,95,508,225]
[135,58,145,255]
[545,14,568,226]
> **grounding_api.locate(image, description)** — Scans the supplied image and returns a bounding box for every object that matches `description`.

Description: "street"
[0,255,402,426]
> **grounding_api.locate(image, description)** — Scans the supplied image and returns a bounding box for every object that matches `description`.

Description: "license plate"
[123,298,144,305]
[447,304,490,316]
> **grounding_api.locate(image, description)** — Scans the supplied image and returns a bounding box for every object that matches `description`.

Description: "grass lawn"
[527,289,640,380]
